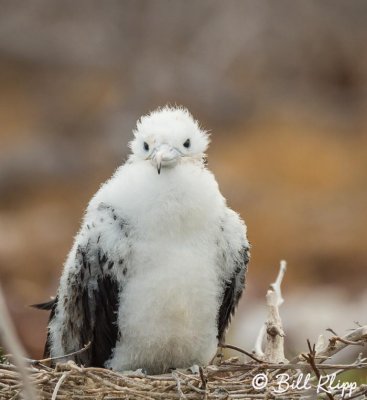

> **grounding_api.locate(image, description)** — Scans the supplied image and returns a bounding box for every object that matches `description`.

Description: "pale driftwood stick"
[269,259,287,306]
[264,260,287,363]
[0,284,38,400]
[290,325,367,364]
[316,325,367,360]
[253,260,288,363]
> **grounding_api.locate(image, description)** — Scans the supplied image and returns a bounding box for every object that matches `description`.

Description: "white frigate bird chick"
[37,106,250,374]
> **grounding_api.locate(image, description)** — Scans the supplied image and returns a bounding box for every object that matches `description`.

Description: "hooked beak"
[155,151,163,175]
[152,144,181,174]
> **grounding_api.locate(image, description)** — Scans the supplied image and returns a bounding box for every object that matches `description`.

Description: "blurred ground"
[0,1,366,359]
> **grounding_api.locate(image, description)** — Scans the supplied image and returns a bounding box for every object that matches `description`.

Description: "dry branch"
[253,260,288,363]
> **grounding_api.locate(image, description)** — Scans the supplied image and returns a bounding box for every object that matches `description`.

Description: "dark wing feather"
[36,203,126,367]
[31,298,57,310]
[66,273,120,367]
[217,246,249,342]
[89,275,119,366]
[64,247,121,366]
[32,297,58,358]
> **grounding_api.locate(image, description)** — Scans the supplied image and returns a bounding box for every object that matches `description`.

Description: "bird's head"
[129,106,209,174]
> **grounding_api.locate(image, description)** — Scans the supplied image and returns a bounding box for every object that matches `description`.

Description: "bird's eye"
[183,138,191,148]
[143,142,149,151]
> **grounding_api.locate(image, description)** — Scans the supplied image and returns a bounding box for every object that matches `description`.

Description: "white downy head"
[129,106,209,174]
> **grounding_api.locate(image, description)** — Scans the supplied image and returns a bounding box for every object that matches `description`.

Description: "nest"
[1,262,366,399]
[2,359,273,400]
[1,348,367,400]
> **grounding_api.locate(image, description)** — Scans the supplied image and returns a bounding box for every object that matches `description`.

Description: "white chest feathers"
[94,162,227,373]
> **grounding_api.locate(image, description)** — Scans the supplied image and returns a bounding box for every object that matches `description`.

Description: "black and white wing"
[217,210,250,342]
[38,202,130,367]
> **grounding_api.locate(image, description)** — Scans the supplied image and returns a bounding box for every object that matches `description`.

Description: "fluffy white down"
[49,106,249,374]
[130,106,209,161]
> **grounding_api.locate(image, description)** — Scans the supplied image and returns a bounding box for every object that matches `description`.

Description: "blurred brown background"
[0,0,366,360]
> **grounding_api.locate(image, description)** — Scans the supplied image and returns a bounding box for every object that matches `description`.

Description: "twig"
[32,341,91,365]
[198,366,207,391]
[51,371,69,400]
[328,335,365,347]
[85,370,156,399]
[219,343,263,363]
[315,325,367,361]
[346,386,367,400]
[0,283,38,400]
[172,372,187,399]
[302,340,334,400]
[326,328,338,336]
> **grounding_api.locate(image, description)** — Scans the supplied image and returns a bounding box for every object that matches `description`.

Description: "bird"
[35,106,250,375]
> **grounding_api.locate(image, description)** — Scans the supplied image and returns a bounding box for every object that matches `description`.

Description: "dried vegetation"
[1,262,366,399]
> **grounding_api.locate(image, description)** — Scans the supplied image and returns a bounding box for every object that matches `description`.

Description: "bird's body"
[41,107,249,374]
